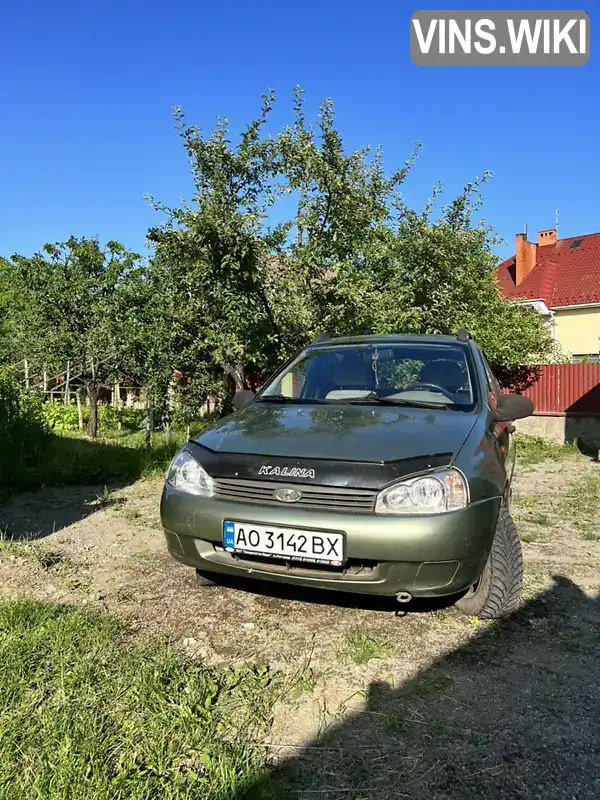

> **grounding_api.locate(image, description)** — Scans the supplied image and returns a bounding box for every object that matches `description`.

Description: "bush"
[0,368,50,491]
[41,402,145,434]
[1,377,210,495]
[98,405,145,433]
[492,364,541,393]
[42,402,80,432]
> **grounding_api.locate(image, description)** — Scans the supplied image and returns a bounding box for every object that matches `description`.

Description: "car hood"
[193,403,477,464]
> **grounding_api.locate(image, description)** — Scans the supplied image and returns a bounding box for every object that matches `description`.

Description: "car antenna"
[456,328,471,342]
[311,331,330,344]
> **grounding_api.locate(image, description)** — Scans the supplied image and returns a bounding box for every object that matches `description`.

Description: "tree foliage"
[148,88,551,402]
[147,93,288,408]
[2,89,552,429]
[5,237,149,437]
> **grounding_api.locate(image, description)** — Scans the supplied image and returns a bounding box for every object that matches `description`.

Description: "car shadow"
[235,575,600,799]
[208,571,455,614]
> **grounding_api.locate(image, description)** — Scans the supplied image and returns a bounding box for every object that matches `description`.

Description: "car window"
[481,353,501,407]
[260,343,477,408]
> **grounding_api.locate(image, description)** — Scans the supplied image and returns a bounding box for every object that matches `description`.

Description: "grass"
[0,599,284,800]
[340,631,396,665]
[530,512,552,527]
[560,474,600,540]
[0,531,64,569]
[0,425,209,498]
[516,434,579,467]
[519,531,539,543]
[516,511,552,543]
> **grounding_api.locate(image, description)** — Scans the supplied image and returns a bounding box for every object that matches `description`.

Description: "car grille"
[213,478,376,513]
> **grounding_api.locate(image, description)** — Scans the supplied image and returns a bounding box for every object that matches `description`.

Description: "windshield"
[259,343,477,409]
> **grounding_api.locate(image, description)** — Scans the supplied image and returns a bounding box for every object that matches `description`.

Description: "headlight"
[166,451,214,497]
[375,469,468,516]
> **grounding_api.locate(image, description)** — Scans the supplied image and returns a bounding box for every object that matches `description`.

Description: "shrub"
[41,402,145,434]
[0,368,50,491]
[42,401,80,432]
[493,364,541,393]
[98,405,145,432]
[1,381,207,495]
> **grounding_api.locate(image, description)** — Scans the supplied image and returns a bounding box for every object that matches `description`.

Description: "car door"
[481,353,516,493]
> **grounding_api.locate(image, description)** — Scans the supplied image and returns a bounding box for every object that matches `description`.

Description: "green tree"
[275,87,420,339]
[6,237,148,437]
[380,181,552,374]
[147,93,289,408]
[148,89,551,405]
[275,91,550,374]
[0,257,25,365]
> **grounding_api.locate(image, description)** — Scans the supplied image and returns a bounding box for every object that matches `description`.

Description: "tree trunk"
[76,387,84,431]
[222,364,247,414]
[167,382,176,414]
[226,364,247,392]
[86,382,100,438]
[145,406,153,450]
[114,382,122,430]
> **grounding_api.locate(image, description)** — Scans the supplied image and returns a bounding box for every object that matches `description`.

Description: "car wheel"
[455,506,523,619]
[195,569,218,587]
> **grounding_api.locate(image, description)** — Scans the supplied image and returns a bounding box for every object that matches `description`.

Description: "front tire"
[455,507,523,619]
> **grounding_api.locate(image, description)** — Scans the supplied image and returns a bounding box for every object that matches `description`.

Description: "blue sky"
[0,0,597,261]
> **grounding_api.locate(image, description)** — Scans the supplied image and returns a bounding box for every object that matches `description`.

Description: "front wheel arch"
[454,506,523,619]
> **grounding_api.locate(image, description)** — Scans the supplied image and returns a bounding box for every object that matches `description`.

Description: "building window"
[572,354,600,363]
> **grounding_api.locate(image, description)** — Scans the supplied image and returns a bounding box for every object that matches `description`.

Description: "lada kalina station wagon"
[161,330,534,618]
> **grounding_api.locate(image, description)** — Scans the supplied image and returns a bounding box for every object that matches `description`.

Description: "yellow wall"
[553,307,600,357]
[281,373,294,396]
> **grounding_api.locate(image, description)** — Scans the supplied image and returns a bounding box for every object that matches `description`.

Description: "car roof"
[306,333,474,348]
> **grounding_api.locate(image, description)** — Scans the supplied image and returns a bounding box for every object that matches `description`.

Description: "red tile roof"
[497,232,600,308]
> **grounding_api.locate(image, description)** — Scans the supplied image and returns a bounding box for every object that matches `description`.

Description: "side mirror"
[232,389,255,410]
[494,393,534,422]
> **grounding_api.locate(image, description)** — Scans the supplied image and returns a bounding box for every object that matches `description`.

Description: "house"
[497,229,600,361]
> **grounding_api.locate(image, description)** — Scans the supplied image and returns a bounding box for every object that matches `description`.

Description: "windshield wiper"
[255,395,328,404]
[339,393,450,409]
[255,393,449,409]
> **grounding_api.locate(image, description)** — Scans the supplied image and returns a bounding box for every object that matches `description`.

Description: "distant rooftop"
[498,229,600,308]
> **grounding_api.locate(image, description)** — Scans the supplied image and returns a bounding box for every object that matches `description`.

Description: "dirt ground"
[1,452,599,799]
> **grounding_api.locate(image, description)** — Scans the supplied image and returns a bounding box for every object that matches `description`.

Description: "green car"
[161,331,534,618]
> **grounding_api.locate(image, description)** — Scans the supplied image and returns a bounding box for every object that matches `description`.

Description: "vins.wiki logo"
[410,10,590,66]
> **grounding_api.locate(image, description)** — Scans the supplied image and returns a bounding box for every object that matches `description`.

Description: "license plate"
[223,521,345,566]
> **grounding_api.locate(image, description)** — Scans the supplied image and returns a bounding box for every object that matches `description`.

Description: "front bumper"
[160,484,501,598]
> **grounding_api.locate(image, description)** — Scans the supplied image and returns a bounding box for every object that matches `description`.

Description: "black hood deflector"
[186,441,454,491]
